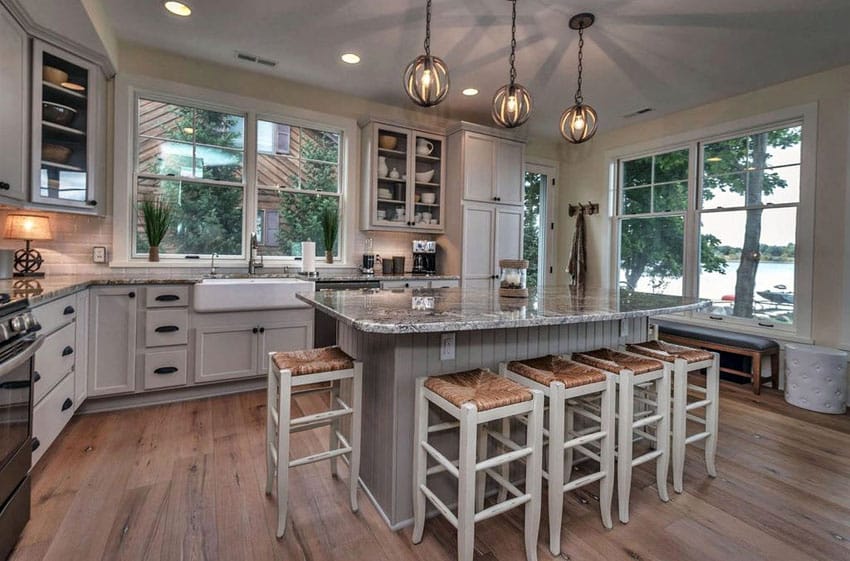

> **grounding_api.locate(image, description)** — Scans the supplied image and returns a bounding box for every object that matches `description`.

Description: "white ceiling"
[80,1,850,138]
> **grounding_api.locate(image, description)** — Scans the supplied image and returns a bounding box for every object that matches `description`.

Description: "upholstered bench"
[654,320,779,394]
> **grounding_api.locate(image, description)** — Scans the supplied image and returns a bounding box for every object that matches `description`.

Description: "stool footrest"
[486,428,522,453]
[269,442,278,466]
[687,384,707,394]
[685,431,711,445]
[476,447,532,472]
[420,485,458,528]
[428,421,460,433]
[564,429,607,450]
[631,449,663,468]
[421,441,460,478]
[270,407,279,428]
[290,402,352,428]
[687,413,707,424]
[484,467,523,499]
[573,407,602,424]
[633,413,663,429]
[563,470,606,493]
[474,493,531,523]
[634,428,657,442]
[290,445,351,468]
[685,399,711,412]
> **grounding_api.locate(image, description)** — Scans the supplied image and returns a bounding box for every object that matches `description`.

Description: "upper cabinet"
[0,6,29,202]
[360,120,446,232]
[455,130,525,206]
[31,40,105,213]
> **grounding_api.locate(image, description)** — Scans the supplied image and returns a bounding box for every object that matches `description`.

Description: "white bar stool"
[571,348,670,524]
[412,369,544,561]
[500,356,616,556]
[626,340,719,493]
[265,346,363,538]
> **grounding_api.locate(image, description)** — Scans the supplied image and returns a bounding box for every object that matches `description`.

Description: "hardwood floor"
[10,380,850,561]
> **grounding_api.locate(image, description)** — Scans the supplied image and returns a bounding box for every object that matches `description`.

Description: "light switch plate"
[92,246,107,264]
[440,333,456,361]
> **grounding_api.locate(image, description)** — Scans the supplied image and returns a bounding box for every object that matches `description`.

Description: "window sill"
[109,259,357,270]
[651,313,814,345]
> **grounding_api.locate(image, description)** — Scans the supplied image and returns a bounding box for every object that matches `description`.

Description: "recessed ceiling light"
[164,1,192,17]
[462,88,479,96]
[341,53,361,64]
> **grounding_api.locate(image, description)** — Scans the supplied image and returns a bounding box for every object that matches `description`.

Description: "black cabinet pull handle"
[32,438,40,451]
[0,380,30,389]
[259,327,265,334]
[154,366,178,375]
[252,327,259,334]
[87,200,97,206]
[0,181,10,190]
[128,292,136,298]
[61,398,73,411]
[63,305,75,315]
[34,371,41,383]
[62,346,74,357]
[155,294,180,302]
[155,325,179,333]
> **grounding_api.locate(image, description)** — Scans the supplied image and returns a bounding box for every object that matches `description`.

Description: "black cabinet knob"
[154,325,179,333]
[61,398,73,411]
[154,366,178,375]
[32,437,40,451]
[87,200,97,206]
[128,292,135,298]
[62,346,74,357]
[252,327,259,334]
[63,305,75,315]
[259,327,265,334]
[0,181,10,191]
[34,371,41,383]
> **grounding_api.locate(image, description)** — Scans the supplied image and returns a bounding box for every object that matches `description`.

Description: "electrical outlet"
[440,333,456,361]
[92,246,107,264]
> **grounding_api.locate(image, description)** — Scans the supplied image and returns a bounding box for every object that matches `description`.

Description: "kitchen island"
[296,286,708,529]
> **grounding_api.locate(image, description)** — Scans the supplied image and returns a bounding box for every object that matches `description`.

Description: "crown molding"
[1,0,115,77]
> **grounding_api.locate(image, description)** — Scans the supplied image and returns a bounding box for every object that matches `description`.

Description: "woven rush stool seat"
[570,347,670,524]
[626,340,713,364]
[507,355,607,388]
[424,369,533,411]
[501,356,615,555]
[626,339,719,494]
[572,347,663,374]
[271,346,354,375]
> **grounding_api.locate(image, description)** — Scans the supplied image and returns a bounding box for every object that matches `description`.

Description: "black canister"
[392,256,405,275]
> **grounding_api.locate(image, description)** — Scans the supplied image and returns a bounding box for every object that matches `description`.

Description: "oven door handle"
[0,335,44,378]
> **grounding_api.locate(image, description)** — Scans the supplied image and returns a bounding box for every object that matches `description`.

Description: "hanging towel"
[568,212,587,287]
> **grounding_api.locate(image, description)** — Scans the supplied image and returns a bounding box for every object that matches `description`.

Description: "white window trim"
[606,103,817,340]
[525,158,559,288]
[112,73,359,268]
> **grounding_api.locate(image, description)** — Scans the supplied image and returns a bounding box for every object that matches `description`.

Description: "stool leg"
[704,354,720,478]
[671,359,688,494]
[655,367,671,503]
[329,380,340,478]
[617,371,634,524]
[458,404,478,561]
[547,384,565,556]
[497,417,510,504]
[525,391,543,561]
[349,363,363,512]
[412,378,428,544]
[752,352,762,395]
[476,425,488,512]
[564,402,575,484]
[599,376,615,530]
[265,358,276,496]
[276,369,293,539]
[770,352,780,390]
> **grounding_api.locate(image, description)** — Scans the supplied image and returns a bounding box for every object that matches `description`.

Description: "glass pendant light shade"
[492,83,532,128]
[403,54,450,107]
[404,0,450,108]
[560,103,598,143]
[492,0,531,128]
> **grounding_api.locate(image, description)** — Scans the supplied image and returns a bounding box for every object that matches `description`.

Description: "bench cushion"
[655,320,779,351]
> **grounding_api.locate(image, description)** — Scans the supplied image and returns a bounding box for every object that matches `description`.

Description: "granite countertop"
[0,273,460,306]
[296,286,710,334]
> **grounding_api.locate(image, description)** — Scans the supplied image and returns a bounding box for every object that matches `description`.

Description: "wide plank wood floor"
[10,380,850,561]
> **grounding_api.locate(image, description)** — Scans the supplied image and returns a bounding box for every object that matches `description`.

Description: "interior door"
[524,163,557,289]
[462,204,495,287]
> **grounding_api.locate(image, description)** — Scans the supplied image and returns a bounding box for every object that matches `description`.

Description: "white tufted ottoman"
[784,344,847,414]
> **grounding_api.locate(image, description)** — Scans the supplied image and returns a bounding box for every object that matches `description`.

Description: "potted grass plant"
[140,197,173,262]
[321,205,339,264]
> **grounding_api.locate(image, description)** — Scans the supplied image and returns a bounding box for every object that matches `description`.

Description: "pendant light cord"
[509,0,518,86]
[424,0,432,56]
[575,25,585,105]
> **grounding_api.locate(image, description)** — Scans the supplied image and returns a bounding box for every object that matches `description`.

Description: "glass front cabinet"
[31,40,105,213]
[360,120,445,232]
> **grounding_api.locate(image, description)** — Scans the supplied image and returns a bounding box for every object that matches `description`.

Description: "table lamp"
[4,214,52,277]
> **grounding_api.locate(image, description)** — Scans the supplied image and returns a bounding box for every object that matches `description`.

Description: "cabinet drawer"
[32,293,77,336]
[430,279,459,288]
[143,349,188,390]
[32,372,75,465]
[145,309,188,347]
[33,322,76,404]
[146,286,190,308]
[381,280,430,289]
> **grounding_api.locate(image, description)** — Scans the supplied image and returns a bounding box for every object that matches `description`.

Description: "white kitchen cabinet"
[495,140,525,205]
[88,287,138,396]
[32,372,75,464]
[74,289,89,406]
[381,280,430,289]
[0,5,29,202]
[257,323,314,371]
[360,120,446,232]
[429,279,460,289]
[143,349,188,390]
[461,203,523,289]
[455,130,525,205]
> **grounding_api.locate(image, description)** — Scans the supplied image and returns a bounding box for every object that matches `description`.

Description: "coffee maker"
[412,240,437,275]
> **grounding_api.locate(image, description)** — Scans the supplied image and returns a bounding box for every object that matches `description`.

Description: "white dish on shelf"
[421,193,436,204]
[378,187,393,199]
[415,169,435,183]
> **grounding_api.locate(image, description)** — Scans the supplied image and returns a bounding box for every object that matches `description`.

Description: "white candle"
[301,242,316,273]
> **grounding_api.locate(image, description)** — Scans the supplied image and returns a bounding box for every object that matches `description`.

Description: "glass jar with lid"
[499,259,529,298]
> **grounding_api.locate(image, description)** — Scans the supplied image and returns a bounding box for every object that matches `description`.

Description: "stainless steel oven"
[0,300,42,561]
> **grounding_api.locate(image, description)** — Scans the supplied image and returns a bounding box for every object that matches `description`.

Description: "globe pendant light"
[492,0,532,128]
[559,13,598,143]
[403,0,450,107]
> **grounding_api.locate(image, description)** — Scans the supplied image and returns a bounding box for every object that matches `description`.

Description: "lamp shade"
[4,214,53,241]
